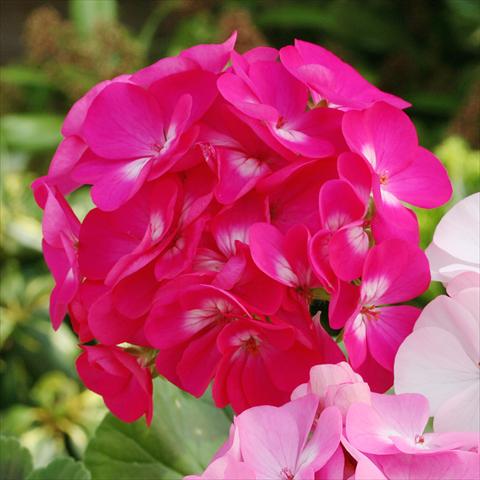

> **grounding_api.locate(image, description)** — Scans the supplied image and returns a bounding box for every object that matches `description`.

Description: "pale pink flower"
[426,193,480,284]
[292,362,371,418]
[234,396,342,479]
[394,279,480,433]
[346,392,477,454]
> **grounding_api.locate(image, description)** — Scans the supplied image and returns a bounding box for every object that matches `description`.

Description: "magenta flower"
[33,182,81,330]
[33,35,456,424]
[76,345,153,424]
[330,239,430,391]
[343,102,452,243]
[280,40,410,111]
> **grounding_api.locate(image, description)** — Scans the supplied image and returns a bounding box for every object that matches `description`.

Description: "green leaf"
[69,0,118,37]
[26,458,90,480]
[85,377,230,479]
[1,114,62,153]
[0,66,52,88]
[0,436,33,480]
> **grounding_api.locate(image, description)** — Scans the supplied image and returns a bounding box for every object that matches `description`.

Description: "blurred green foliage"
[0,0,479,473]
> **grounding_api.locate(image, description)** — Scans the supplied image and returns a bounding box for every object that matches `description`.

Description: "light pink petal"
[355,458,387,480]
[324,383,372,418]
[361,239,430,305]
[342,438,387,479]
[434,382,480,433]
[347,392,430,455]
[414,294,478,363]
[433,192,480,265]
[366,305,420,371]
[387,147,452,208]
[376,451,480,480]
[394,326,478,414]
[236,396,316,478]
[371,393,430,447]
[426,242,479,284]
[297,406,342,473]
[299,362,362,399]
[236,394,299,478]
[346,401,398,454]
[446,272,480,297]
[314,445,345,480]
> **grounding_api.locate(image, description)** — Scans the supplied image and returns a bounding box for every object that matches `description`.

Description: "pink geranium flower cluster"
[191,363,479,480]
[33,34,452,423]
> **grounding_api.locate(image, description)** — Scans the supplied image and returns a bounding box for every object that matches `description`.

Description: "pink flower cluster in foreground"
[33,34,453,423]
[395,193,480,434]
[190,363,479,480]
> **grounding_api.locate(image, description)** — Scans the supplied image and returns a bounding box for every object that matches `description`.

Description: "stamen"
[280,467,295,480]
[379,171,389,185]
[242,336,260,354]
[276,116,286,129]
[361,305,379,320]
[415,434,425,445]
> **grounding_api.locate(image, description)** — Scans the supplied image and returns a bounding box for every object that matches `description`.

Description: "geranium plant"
[33,34,479,479]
